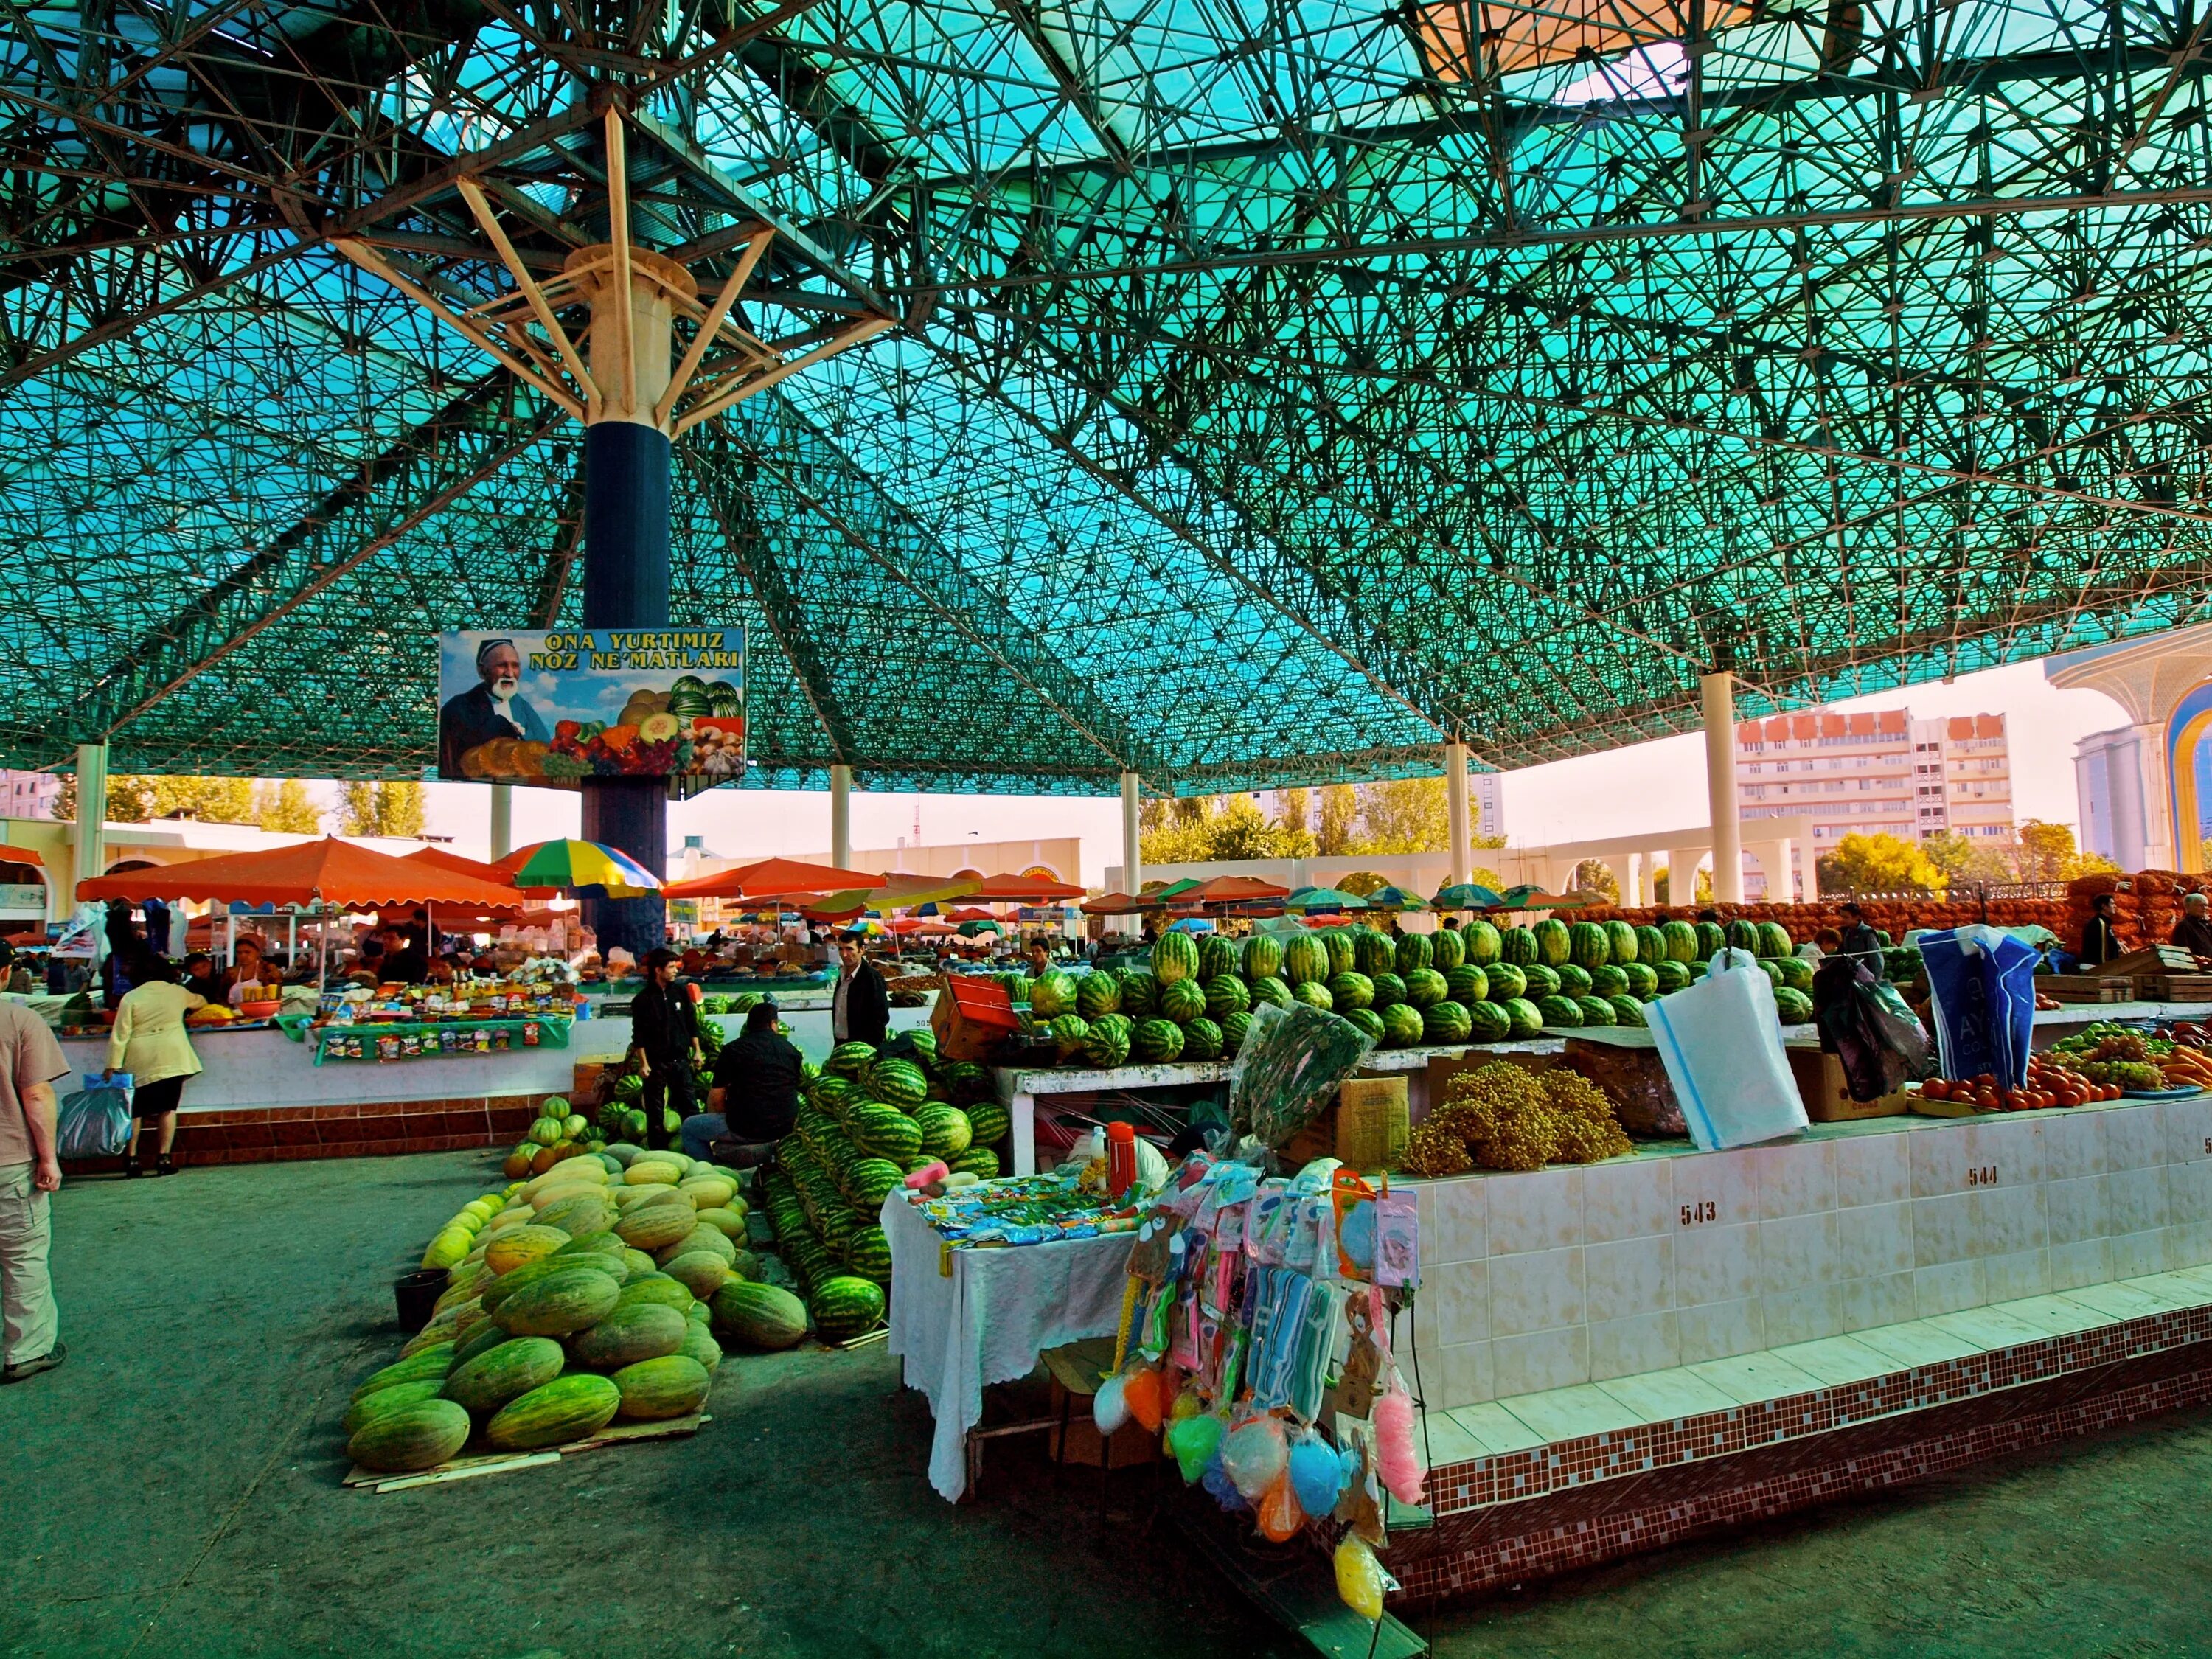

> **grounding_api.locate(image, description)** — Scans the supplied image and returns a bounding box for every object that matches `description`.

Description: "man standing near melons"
[0,998,72,1383]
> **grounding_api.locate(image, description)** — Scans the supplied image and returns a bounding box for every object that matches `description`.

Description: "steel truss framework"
[7,0,2212,795]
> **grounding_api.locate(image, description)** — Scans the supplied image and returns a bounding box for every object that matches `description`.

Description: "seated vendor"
[2173,892,2212,959]
[684,1001,803,1163]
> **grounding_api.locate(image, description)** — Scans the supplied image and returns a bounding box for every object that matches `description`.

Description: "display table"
[880,1191,1135,1500]
[991,1039,1563,1174]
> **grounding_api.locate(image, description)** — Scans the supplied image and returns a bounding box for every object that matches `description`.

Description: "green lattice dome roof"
[5,0,2211,795]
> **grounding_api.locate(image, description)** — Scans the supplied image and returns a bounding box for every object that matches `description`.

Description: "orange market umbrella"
[664,856,882,901]
[77,838,524,911]
[1080,891,1163,916]
[1174,874,1291,905]
[970,872,1087,902]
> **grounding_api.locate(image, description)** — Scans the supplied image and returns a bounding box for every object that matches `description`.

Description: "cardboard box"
[931,975,1022,1061]
[1787,1047,1910,1122]
[1284,1077,1410,1170]
[2039,974,2134,1004]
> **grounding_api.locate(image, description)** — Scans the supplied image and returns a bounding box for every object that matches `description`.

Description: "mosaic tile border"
[1417,1296,2212,1516]
[1390,1350,2212,1605]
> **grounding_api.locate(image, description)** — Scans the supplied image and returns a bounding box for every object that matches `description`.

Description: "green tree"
[341,779,425,838]
[1568,858,1620,901]
[2014,819,2079,883]
[1269,787,1317,858]
[1919,831,1976,880]
[52,773,247,823]
[1650,864,1669,905]
[254,779,323,834]
[1203,795,1286,859]
[1817,831,1944,894]
[1315,785,1360,855]
[1354,777,1447,854]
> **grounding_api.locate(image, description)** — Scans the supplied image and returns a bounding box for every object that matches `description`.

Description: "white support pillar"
[1702,672,1744,904]
[1121,771,1144,935]
[72,742,107,929]
[830,764,852,872]
[1444,740,1472,888]
[488,783,513,862]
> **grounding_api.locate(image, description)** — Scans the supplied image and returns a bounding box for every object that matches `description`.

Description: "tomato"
[1974,1091,2000,1110]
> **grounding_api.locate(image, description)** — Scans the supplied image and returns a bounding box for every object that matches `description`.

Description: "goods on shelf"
[1399,1062,1634,1175]
[349,1152,742,1473]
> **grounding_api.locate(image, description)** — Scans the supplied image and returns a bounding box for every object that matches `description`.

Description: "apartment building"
[1736,711,2015,849]
[0,771,59,821]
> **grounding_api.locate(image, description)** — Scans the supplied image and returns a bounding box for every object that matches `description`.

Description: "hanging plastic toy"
[1093,1374,1129,1436]
[1122,1366,1166,1433]
[1168,1411,1223,1484]
[1256,1470,1304,1542]
[1220,1413,1289,1503]
[1200,1447,1248,1511]
[1288,1427,1348,1517]
[1334,1535,1391,1621]
[1368,1286,1427,1506]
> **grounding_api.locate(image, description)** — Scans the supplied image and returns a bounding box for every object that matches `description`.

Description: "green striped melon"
[616,1272,694,1315]
[1537,993,1583,1028]
[1503,997,1544,1039]
[1029,971,1078,1018]
[1576,995,1616,1026]
[347,1398,472,1472]
[613,1203,696,1253]
[1198,933,1240,981]
[569,1301,689,1370]
[1402,968,1447,1008]
[1353,929,1397,977]
[342,1378,446,1436]
[678,1323,723,1373]
[1610,995,1647,1027]
[1118,969,1158,1018]
[1428,926,1464,973]
[1484,962,1526,1000]
[1326,971,1374,1011]
[852,1105,923,1163]
[1522,963,1560,998]
[350,1344,455,1402]
[1158,978,1206,1023]
[1343,1007,1384,1043]
[1152,931,1200,984]
[1568,920,1611,968]
[1444,964,1488,1004]
[914,1105,972,1158]
[1047,1012,1091,1057]
[1778,957,1814,992]
[1759,921,1795,960]
[442,1336,565,1413]
[1247,975,1290,1009]
[1422,1000,1472,1043]
[612,1354,712,1422]
[1075,972,1121,1019]
[1466,1000,1511,1043]
[1695,921,1728,957]
[451,1318,515,1369]
[1203,974,1250,1020]
[1180,1017,1223,1061]
[1499,925,1538,966]
[1393,932,1430,976]
[1776,987,1815,1023]
[1220,1010,1252,1054]
[1239,933,1283,981]
[1290,980,1332,1010]
[870,1060,929,1110]
[1380,1003,1425,1048]
[1082,1013,1131,1068]
[491,1266,622,1337]
[850,1158,903,1208]
[1635,924,1668,964]
[1557,964,1592,997]
[1281,935,1328,987]
[486,1374,622,1450]
[810,1275,886,1343]
[1590,964,1627,997]
[1368,971,1406,1009]
[966,1100,1011,1144]
[1462,919,1502,965]
[827,1041,876,1079]
[1621,961,1658,998]
[712,1280,809,1349]
[846,1225,893,1283]
[1604,920,1639,966]
[1532,919,1571,966]
[1660,919,1699,961]
[943,1061,994,1105]
[1130,1018,1184,1062]
[662,1252,733,1299]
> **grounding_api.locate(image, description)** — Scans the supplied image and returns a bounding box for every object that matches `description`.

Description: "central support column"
[1702,671,1745,905]
[73,742,108,945]
[488,783,513,862]
[830,765,853,872]
[1121,770,1143,935]
[1444,740,1472,888]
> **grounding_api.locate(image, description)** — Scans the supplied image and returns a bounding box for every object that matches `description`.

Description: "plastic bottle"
[1106,1121,1138,1199]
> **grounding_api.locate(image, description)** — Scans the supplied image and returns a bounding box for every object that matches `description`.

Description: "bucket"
[393,1267,449,1332]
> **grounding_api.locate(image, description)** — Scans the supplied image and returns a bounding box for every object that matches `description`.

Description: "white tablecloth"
[881,1193,1135,1501]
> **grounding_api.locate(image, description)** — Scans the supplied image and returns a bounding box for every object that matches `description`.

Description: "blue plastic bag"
[1919,926,2037,1089]
[58,1073,134,1158]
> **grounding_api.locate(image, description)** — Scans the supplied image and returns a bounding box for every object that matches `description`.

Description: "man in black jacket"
[832,934,890,1048]
[1834,902,1886,981]
[628,948,701,1150]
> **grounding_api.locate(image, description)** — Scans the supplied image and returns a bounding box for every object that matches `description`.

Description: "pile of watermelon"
[349,1149,791,1475]
[754,1032,1007,1333]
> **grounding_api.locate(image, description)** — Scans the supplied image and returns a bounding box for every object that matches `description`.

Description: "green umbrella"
[1433,882,1506,911]
[1359,884,1428,911]
[1284,886,1368,913]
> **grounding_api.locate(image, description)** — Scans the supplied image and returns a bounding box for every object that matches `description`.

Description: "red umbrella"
[1173,874,1292,905]
[1080,891,1163,916]
[971,872,1087,902]
[77,838,522,911]
[948,906,998,922]
[664,856,882,900]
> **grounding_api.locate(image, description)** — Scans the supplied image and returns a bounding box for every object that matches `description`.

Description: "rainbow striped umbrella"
[498,839,663,900]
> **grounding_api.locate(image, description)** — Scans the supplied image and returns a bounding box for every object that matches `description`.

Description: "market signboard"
[436,628,745,787]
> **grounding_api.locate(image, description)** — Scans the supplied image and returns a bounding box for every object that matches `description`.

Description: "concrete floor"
[7,1151,2211,1659]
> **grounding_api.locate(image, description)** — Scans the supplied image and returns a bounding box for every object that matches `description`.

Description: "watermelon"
[1203,974,1250,1020]
[1082,1012,1133,1067]
[870,1060,928,1110]
[492,1267,622,1337]
[1775,987,1815,1023]
[486,1374,622,1450]
[1326,971,1374,1011]
[1158,978,1206,1023]
[569,1302,689,1370]
[846,1225,893,1283]
[1240,933,1284,981]
[1654,959,1691,992]
[1368,971,1406,1009]
[852,1105,924,1162]
[1484,961,1527,1000]
[1423,1000,1472,1043]
[1220,1010,1253,1054]
[1537,994,1583,1028]
[1576,995,1616,1026]
[1047,1012,1091,1057]
[1461,919,1502,966]
[1247,975,1291,1009]
[1380,1003,1425,1048]
[1131,1018,1185,1062]
[1521,963,1560,998]
[1633,924,1667,964]
[1402,968,1447,1008]
[1181,1016,1224,1061]
[811,1276,886,1343]
[348,1399,472,1472]
[1075,972,1121,1020]
[1603,920,1638,966]
[1660,919,1700,961]
[1290,979,1334,1011]
[1321,929,1359,978]
[1393,932,1430,976]
[827,1041,875,1079]
[1152,931,1200,985]
[951,1147,999,1179]
[1354,929,1397,977]
[1431,925,1467,973]
[1556,964,1592,997]
[1029,971,1079,1018]
[1725,919,1761,954]
[1695,920,1728,958]
[1281,935,1329,987]
[1567,921,1610,969]
[1343,1007,1385,1043]
[1759,921,1795,960]
[1756,959,1786,990]
[1609,995,1647,1027]
[914,1105,972,1158]
[1621,961,1658,998]
[1589,964,1628,998]
[966,1100,1012,1144]
[712,1281,808,1349]
[1778,957,1814,992]
[1466,1001,1511,1043]
[1119,970,1158,1018]
[1531,919,1571,966]
[612,1354,712,1422]
[943,1061,994,1105]
[1503,998,1544,1039]
[1198,933,1240,981]
[1444,964,1488,1004]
